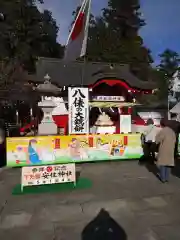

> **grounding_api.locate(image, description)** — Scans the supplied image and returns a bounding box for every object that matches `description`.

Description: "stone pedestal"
[38,99,57,135]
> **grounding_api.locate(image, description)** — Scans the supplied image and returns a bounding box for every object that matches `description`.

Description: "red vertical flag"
[64,0,91,61]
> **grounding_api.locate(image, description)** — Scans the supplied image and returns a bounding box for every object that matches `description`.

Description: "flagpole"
[79,0,86,86]
[80,0,91,86]
[81,56,86,86]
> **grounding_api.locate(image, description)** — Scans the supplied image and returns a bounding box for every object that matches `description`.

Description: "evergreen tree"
[103,0,145,38]
[0,0,64,88]
[158,49,180,77]
[156,49,180,100]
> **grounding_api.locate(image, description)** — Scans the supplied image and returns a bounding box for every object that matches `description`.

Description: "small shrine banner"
[68,87,89,134]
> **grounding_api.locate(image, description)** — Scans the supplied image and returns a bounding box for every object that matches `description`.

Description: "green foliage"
[0,0,64,82]
[102,0,145,32]
[158,49,180,77]
[155,49,180,100]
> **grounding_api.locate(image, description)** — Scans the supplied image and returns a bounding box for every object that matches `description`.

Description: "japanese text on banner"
[68,87,89,134]
[21,164,76,187]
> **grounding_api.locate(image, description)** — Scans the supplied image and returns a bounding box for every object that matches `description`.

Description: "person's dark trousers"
[0,144,6,167]
[174,134,178,159]
[145,141,155,164]
[159,166,171,182]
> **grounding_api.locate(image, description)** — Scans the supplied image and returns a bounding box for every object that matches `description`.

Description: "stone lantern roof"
[35,74,61,93]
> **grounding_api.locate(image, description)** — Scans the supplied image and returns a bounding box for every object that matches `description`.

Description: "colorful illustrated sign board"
[6,134,143,167]
[21,164,76,190]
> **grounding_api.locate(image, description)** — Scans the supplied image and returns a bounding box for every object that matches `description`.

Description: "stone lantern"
[38,98,57,135]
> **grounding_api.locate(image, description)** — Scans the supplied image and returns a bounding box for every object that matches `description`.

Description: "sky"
[38,0,180,63]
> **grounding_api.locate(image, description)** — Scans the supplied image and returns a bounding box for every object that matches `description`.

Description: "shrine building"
[35,57,156,98]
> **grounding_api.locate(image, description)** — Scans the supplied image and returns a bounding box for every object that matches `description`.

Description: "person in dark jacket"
[166,119,180,133]
[165,119,180,158]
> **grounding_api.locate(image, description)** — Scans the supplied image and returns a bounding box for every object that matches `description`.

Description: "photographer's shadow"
[82,209,127,240]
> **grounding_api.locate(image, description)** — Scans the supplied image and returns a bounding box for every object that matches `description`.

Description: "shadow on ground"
[138,153,159,179]
[145,158,180,181]
[81,209,127,240]
[145,162,158,178]
[172,160,180,178]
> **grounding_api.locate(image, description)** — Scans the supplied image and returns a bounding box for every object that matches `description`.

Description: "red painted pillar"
[88,136,94,147]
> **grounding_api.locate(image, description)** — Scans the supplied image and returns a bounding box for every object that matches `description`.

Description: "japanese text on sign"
[92,96,125,102]
[68,87,89,134]
[21,164,76,188]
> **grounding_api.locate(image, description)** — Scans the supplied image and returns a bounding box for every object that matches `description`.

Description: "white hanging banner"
[68,87,89,134]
